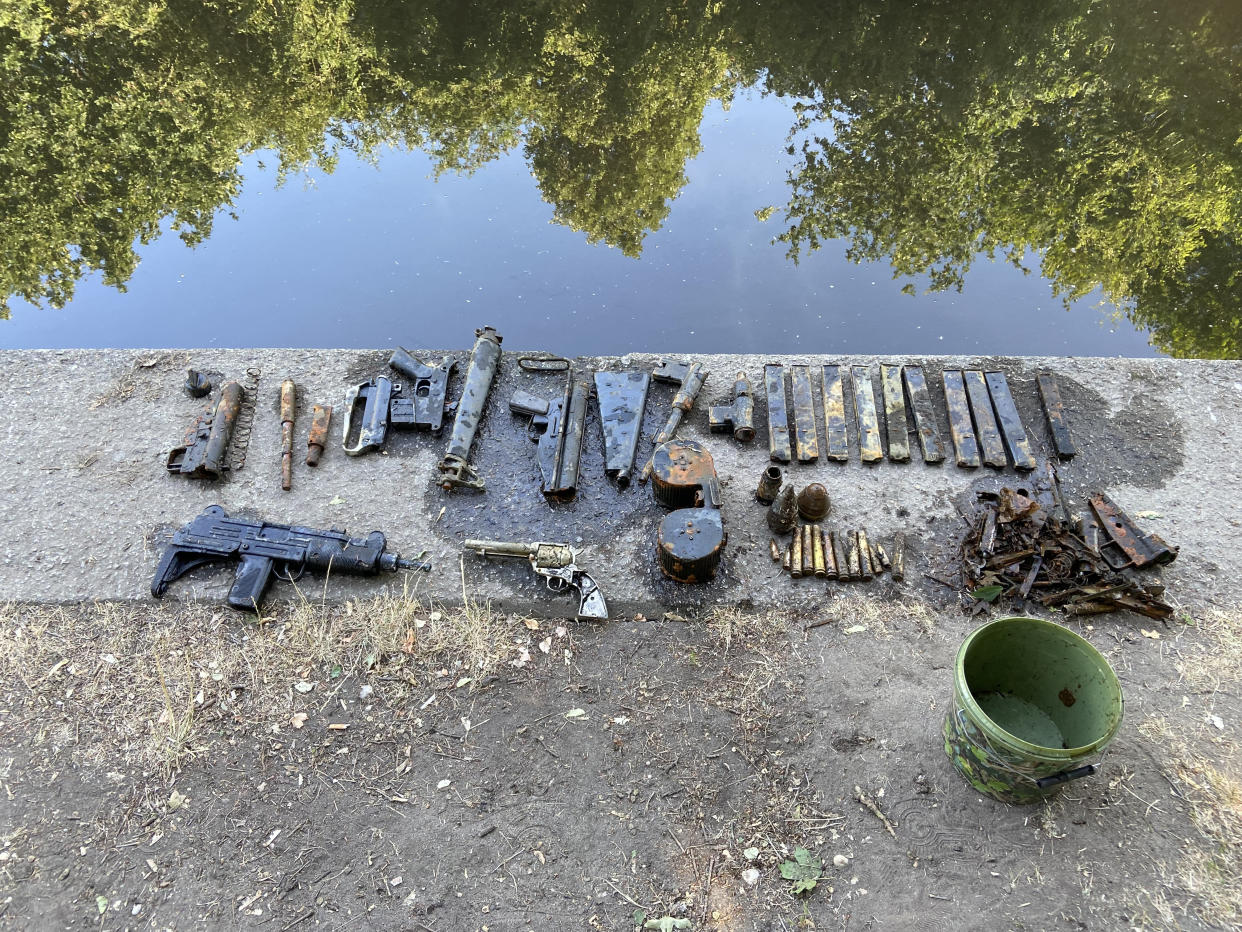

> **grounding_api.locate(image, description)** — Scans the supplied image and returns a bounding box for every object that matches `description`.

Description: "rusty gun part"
[709,372,756,442]
[764,364,792,462]
[767,483,799,534]
[942,370,980,468]
[769,538,782,562]
[639,360,709,483]
[226,366,262,471]
[812,525,827,578]
[790,525,804,578]
[880,364,911,462]
[651,439,726,583]
[510,365,590,503]
[790,365,820,462]
[756,465,783,505]
[1037,372,1077,459]
[858,529,874,580]
[595,370,650,488]
[463,539,607,620]
[279,379,296,491]
[342,376,391,456]
[167,380,244,479]
[305,404,333,466]
[821,365,850,461]
[389,349,457,433]
[901,365,945,464]
[985,371,1036,471]
[850,367,884,463]
[1089,493,1179,570]
[964,370,1007,468]
[439,326,503,492]
[892,533,905,581]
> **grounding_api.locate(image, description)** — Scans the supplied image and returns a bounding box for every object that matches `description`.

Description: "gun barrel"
[280,380,296,490]
[464,539,537,558]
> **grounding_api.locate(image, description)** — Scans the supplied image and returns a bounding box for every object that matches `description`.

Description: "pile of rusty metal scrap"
[954,468,1177,619]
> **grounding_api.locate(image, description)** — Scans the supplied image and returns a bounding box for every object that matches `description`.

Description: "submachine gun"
[509,357,590,502]
[152,505,430,611]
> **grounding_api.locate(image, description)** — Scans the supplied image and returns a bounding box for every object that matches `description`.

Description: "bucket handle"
[954,709,1103,788]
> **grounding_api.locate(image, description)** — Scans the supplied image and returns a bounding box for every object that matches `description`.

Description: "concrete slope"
[0,349,1234,614]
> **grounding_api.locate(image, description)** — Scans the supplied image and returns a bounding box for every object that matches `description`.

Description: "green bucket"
[943,617,1123,805]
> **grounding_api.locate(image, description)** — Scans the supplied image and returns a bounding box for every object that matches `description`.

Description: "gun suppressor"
[280,380,296,491]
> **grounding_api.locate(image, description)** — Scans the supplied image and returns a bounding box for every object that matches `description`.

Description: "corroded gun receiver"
[463,539,608,620]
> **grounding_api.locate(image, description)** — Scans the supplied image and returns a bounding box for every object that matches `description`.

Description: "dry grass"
[0,592,530,776]
[1134,605,1242,929]
[805,588,939,638]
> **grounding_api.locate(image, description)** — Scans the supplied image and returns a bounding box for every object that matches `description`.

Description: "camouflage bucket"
[943,617,1123,805]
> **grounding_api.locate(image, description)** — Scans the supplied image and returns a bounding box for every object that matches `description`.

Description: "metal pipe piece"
[280,379,296,491]
[306,404,332,466]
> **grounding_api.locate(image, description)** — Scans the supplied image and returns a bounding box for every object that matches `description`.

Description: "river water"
[3,2,1237,358]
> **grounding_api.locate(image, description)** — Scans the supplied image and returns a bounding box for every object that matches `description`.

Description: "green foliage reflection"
[1,1,1239,357]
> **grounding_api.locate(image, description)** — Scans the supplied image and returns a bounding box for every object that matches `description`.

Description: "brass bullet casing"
[846,534,861,580]
[858,529,874,580]
[825,529,840,579]
[306,404,333,467]
[874,541,891,570]
[769,538,782,562]
[791,525,804,578]
[782,544,793,574]
[812,525,827,578]
[756,465,783,505]
[797,483,831,522]
[767,483,798,534]
[800,524,814,577]
[892,533,906,582]
[871,542,885,574]
[279,379,296,491]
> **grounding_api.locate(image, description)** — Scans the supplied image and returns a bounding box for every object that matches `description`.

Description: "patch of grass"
[0,593,531,775]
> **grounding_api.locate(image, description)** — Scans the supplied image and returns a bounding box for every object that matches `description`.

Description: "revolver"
[463,539,607,620]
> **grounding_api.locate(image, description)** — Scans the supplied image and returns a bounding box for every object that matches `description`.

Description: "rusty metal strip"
[985,371,1036,471]
[821,365,849,461]
[901,365,944,464]
[791,365,819,462]
[764,364,791,463]
[1037,372,1076,459]
[1089,493,1179,569]
[880,364,910,462]
[941,370,980,468]
[964,370,1007,468]
[850,367,883,463]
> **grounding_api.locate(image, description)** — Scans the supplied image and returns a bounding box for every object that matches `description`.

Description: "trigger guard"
[545,576,568,592]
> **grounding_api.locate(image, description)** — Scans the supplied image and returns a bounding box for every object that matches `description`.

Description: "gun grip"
[575,572,609,621]
[227,554,276,612]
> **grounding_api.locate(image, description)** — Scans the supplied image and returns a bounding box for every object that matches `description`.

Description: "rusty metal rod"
[280,380,296,491]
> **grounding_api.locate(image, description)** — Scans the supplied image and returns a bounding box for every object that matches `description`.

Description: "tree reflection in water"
[2,1,1238,356]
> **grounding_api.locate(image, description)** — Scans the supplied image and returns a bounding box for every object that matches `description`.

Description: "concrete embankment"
[0,349,1236,614]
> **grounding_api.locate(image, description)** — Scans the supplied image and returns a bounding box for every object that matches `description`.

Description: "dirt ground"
[0,582,1238,931]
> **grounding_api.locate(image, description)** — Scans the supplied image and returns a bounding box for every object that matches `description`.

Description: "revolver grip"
[574,571,609,621]
[227,554,276,612]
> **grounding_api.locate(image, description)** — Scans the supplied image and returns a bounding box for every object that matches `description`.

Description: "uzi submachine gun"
[152,505,431,612]
[639,360,708,483]
[342,348,457,455]
[510,357,590,502]
[439,327,503,491]
[463,539,608,620]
